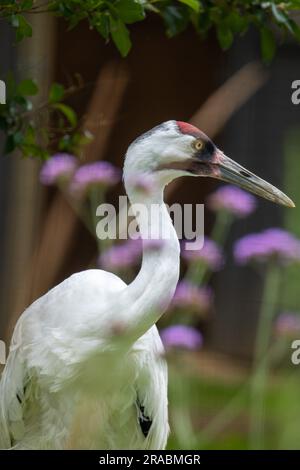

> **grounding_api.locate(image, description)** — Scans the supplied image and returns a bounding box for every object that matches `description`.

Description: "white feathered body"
[0,270,169,449]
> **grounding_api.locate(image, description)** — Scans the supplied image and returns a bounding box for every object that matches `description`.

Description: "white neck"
[122,181,180,339]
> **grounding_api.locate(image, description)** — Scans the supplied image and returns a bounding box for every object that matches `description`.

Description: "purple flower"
[98,237,164,271]
[234,228,300,265]
[143,238,165,251]
[40,153,77,185]
[207,185,256,217]
[171,281,212,313]
[274,312,300,338]
[182,237,224,271]
[160,325,203,350]
[127,174,156,194]
[71,161,121,193]
[98,239,142,271]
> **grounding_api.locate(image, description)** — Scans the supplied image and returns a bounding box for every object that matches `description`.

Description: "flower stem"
[171,359,197,449]
[197,339,286,448]
[89,185,105,254]
[59,185,94,236]
[249,263,281,449]
[185,260,206,284]
[185,211,233,286]
[211,210,233,246]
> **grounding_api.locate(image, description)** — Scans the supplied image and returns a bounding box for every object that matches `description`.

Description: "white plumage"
[0,271,169,449]
[0,120,293,449]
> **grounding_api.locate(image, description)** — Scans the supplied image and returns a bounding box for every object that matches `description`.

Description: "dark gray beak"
[215,150,295,208]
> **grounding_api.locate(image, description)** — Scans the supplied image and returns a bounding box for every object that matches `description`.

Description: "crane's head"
[124,120,294,207]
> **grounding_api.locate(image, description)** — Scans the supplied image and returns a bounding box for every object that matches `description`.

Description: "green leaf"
[272,10,300,41]
[0,117,8,131]
[115,0,145,24]
[226,11,248,35]
[92,13,110,40]
[260,27,276,63]
[53,103,77,127]
[197,11,211,33]
[20,0,33,8]
[22,142,48,159]
[23,125,36,146]
[14,15,32,42]
[270,1,300,40]
[217,23,233,50]
[163,5,189,38]
[56,2,73,17]
[10,15,19,28]
[4,131,23,154]
[271,4,288,24]
[210,6,222,23]
[17,79,38,96]
[67,11,88,30]
[15,95,33,111]
[178,0,200,13]
[288,19,300,41]
[4,135,16,154]
[49,83,65,103]
[58,134,74,151]
[109,17,132,57]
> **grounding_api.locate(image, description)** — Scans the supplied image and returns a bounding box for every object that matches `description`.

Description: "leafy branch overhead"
[1,0,300,160]
[1,1,300,61]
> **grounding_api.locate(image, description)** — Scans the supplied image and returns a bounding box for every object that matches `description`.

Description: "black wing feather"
[137,399,152,438]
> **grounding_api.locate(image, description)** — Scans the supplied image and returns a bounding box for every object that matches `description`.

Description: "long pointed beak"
[214,150,295,208]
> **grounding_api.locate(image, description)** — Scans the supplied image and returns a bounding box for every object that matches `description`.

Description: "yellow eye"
[194,140,204,151]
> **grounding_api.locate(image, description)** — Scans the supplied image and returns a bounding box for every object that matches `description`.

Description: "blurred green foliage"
[167,360,300,449]
[1,1,300,61]
[0,76,89,158]
[282,129,300,310]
